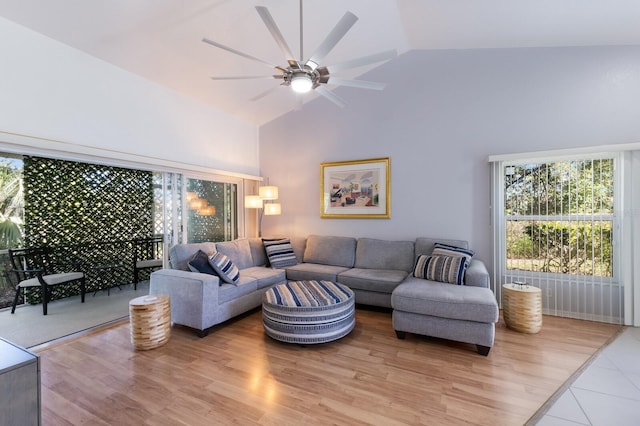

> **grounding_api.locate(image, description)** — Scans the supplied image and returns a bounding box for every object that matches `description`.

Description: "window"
[504,158,615,278]
[184,177,238,243]
[492,153,623,324]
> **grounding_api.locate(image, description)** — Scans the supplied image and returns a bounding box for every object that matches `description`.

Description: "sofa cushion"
[432,243,475,266]
[241,266,286,289]
[392,278,499,323]
[262,238,298,268]
[415,238,469,259]
[289,236,307,263]
[209,252,240,284]
[413,255,466,285]
[338,268,408,293]
[248,238,268,266]
[285,263,350,283]
[218,278,258,304]
[354,238,415,272]
[187,250,218,276]
[215,238,254,269]
[303,235,356,268]
[169,242,217,271]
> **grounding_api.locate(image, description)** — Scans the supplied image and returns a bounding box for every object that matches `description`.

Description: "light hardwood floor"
[34,307,621,426]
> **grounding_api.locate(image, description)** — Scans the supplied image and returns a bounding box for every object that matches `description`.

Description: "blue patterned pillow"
[208,252,240,284]
[432,243,474,267]
[413,255,466,285]
[262,238,298,269]
[187,250,218,276]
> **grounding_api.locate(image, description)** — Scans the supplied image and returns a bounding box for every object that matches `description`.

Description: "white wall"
[0,17,259,176]
[259,46,640,265]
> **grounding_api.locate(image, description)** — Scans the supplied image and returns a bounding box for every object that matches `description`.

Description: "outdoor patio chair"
[8,246,86,315]
[132,235,164,290]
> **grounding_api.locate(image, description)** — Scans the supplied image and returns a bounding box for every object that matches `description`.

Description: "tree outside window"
[505,158,614,277]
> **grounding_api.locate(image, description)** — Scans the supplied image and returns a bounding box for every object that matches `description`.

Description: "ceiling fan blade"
[327,78,385,91]
[305,11,358,71]
[328,49,397,73]
[250,85,281,102]
[202,37,284,72]
[255,6,296,63]
[315,86,347,108]
[210,75,282,80]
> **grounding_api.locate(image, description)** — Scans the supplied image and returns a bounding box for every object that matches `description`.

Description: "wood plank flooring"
[34,307,621,425]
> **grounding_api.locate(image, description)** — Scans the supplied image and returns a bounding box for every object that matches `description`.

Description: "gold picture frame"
[320,157,390,219]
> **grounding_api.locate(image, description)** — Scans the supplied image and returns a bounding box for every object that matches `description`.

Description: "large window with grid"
[492,153,623,324]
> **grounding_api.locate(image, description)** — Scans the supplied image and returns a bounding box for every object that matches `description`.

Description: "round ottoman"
[262,280,355,344]
[129,294,171,350]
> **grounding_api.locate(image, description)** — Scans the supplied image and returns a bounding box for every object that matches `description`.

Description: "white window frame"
[492,152,625,324]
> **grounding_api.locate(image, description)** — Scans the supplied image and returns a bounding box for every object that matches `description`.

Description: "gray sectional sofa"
[149,234,499,354]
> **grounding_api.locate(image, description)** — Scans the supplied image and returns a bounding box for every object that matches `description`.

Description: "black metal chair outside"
[132,235,164,290]
[8,246,86,315]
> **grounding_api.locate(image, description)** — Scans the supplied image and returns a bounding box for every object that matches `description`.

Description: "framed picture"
[320,157,390,218]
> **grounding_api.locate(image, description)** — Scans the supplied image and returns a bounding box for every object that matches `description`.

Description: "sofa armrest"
[149,269,220,331]
[464,259,490,288]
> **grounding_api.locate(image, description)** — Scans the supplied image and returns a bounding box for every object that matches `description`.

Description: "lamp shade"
[245,195,263,209]
[259,186,279,200]
[263,203,281,216]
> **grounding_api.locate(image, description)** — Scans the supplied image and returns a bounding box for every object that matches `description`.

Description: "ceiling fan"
[202,1,396,108]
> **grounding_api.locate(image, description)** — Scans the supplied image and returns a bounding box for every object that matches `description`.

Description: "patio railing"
[0,238,163,309]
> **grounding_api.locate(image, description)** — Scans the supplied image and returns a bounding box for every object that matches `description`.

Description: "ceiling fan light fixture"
[291,73,313,93]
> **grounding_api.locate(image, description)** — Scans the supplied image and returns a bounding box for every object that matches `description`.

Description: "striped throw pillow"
[432,243,474,267]
[262,238,298,269]
[413,255,466,285]
[208,252,240,284]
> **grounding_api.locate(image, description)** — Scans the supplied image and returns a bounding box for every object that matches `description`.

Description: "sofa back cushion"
[303,235,357,268]
[415,238,469,260]
[169,242,217,271]
[289,236,307,263]
[248,238,268,266]
[215,238,254,270]
[354,238,415,272]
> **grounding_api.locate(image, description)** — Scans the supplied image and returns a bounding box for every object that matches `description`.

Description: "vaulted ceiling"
[1,0,639,126]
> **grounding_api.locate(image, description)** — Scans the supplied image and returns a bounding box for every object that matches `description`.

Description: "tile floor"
[534,326,640,426]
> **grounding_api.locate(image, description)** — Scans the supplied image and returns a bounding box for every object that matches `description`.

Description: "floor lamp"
[245,186,281,237]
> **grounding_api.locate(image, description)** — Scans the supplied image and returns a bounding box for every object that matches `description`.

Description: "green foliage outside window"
[505,159,614,277]
[0,159,24,249]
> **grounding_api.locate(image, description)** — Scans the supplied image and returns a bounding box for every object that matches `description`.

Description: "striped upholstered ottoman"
[262,280,355,344]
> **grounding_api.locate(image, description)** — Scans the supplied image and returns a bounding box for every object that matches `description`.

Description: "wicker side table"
[502,283,542,334]
[129,294,171,350]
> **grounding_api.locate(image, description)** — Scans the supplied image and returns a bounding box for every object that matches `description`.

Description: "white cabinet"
[0,337,41,426]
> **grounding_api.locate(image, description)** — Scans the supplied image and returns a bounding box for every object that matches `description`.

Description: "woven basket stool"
[502,283,542,334]
[129,294,171,350]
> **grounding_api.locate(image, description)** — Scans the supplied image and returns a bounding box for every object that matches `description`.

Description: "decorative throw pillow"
[432,243,474,267]
[413,254,466,285]
[208,252,240,284]
[187,250,218,276]
[262,238,298,269]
